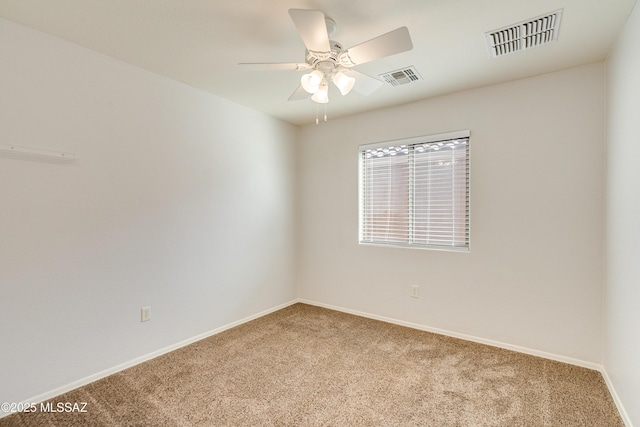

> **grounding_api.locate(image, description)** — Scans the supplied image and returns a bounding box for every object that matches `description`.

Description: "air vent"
[379,66,422,86]
[486,9,562,58]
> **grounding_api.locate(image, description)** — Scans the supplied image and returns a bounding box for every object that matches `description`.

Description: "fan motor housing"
[305,41,344,69]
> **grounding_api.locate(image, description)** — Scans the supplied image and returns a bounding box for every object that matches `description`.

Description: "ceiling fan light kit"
[310,79,329,104]
[332,71,355,95]
[240,8,413,122]
[301,69,324,94]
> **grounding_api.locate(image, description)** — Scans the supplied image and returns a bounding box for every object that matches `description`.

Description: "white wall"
[2,9,631,419]
[298,63,605,365]
[605,1,640,424]
[0,18,297,405]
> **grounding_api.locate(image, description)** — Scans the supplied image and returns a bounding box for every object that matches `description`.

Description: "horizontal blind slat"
[361,136,469,249]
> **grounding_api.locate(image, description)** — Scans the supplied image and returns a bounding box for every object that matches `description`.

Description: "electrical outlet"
[141,306,151,322]
[410,285,420,299]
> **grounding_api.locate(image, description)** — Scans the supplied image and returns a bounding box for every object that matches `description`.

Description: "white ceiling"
[0,0,636,126]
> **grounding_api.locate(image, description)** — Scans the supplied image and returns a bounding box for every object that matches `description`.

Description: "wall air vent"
[486,9,562,58]
[379,66,422,86]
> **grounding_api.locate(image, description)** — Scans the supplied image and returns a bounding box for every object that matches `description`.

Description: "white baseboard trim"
[0,299,298,420]
[298,299,638,425]
[298,299,603,371]
[601,368,633,427]
[301,299,633,425]
[5,298,630,425]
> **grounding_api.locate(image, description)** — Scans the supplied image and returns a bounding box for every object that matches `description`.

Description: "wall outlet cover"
[141,306,151,322]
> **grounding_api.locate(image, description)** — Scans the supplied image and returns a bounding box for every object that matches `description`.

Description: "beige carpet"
[1,303,624,426]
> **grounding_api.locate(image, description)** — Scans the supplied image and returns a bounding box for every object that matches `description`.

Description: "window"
[359,131,470,251]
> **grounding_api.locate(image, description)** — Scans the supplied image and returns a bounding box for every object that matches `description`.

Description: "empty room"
[1,0,639,425]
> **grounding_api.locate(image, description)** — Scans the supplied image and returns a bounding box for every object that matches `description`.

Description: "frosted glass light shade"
[311,80,329,103]
[332,71,355,95]
[301,70,324,94]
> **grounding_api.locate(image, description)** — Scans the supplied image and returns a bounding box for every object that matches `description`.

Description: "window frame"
[358,130,470,252]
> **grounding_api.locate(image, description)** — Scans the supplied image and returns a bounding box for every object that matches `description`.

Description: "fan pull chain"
[314,104,329,125]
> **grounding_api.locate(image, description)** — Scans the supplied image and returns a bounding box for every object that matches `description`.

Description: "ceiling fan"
[239,9,413,105]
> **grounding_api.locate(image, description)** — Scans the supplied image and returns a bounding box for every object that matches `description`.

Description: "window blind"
[359,132,469,250]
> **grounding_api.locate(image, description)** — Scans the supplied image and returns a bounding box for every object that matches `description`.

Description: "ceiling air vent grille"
[379,66,422,86]
[486,9,562,58]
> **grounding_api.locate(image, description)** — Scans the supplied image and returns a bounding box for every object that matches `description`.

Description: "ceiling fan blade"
[288,9,331,54]
[288,85,311,101]
[238,62,310,71]
[346,70,384,96]
[343,27,413,66]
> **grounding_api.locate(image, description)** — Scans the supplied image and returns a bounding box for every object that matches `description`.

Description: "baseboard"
[302,300,631,426]
[298,299,603,371]
[5,298,630,425]
[0,299,299,420]
[601,368,633,427]
[302,299,634,425]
